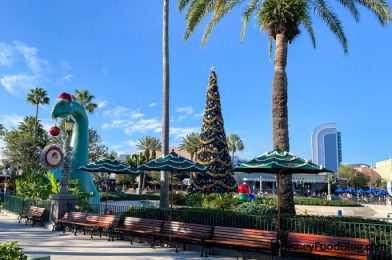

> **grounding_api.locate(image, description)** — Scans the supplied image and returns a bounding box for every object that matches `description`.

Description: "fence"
[2,195,392,256]
[3,195,51,222]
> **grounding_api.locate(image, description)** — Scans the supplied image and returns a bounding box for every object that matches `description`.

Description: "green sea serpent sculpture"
[51,92,100,204]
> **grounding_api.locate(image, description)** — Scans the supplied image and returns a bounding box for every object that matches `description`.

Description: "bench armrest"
[152,224,161,233]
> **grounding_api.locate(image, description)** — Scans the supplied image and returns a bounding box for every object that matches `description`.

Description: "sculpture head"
[51,92,73,119]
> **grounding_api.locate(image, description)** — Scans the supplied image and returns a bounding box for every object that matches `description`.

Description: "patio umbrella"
[335,187,345,193]
[366,187,376,194]
[234,149,332,244]
[138,151,207,208]
[377,189,388,196]
[356,188,366,194]
[79,159,141,212]
[345,187,355,193]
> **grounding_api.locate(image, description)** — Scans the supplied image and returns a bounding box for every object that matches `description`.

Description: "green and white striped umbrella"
[79,159,141,174]
[234,149,332,174]
[138,151,207,172]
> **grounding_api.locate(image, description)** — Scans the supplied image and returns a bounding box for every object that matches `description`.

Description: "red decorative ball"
[238,183,250,195]
[49,125,61,136]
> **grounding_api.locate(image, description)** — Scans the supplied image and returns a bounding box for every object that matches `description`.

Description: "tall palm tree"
[73,90,98,113]
[179,132,200,161]
[26,87,50,139]
[227,134,244,159]
[161,0,170,209]
[178,0,391,214]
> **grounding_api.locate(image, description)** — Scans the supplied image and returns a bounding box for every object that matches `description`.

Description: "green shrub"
[294,197,361,207]
[232,202,277,215]
[185,193,204,207]
[169,193,187,206]
[202,193,238,209]
[100,192,160,201]
[0,241,27,260]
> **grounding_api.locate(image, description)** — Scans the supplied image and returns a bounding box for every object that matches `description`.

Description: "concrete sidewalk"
[0,212,235,260]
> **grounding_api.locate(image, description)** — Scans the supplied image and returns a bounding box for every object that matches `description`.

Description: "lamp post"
[59,117,74,194]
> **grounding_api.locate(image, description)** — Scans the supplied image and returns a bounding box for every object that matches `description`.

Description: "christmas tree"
[189,69,237,193]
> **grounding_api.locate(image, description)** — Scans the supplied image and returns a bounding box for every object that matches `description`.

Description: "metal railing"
[3,195,51,222]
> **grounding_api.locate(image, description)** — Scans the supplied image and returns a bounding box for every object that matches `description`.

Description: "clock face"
[41,146,64,169]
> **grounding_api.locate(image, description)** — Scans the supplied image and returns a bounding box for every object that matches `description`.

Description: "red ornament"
[238,183,250,195]
[49,125,61,136]
[57,92,72,102]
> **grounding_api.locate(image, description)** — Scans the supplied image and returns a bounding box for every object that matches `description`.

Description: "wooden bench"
[53,211,88,232]
[203,226,278,259]
[284,232,370,260]
[19,206,45,227]
[114,217,164,245]
[154,221,213,254]
[71,214,121,240]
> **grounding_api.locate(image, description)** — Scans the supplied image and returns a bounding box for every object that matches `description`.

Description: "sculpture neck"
[70,102,88,171]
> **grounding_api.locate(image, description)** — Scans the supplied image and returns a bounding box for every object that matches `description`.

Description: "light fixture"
[64,117,75,133]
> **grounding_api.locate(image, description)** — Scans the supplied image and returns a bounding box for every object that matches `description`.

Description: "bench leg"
[139,235,142,243]
[130,233,134,245]
[175,241,179,253]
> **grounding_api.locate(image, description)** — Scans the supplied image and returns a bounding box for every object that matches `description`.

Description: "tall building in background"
[311,123,342,175]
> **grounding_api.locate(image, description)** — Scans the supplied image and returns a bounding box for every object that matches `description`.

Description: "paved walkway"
[0,212,234,260]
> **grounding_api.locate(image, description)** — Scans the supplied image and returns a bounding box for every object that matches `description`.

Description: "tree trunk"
[160,0,170,209]
[272,33,295,215]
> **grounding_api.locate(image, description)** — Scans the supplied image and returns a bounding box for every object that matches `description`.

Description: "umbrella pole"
[276,171,282,256]
[170,171,173,221]
[105,173,109,214]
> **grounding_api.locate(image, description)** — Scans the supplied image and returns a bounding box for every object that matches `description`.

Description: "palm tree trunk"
[160,0,170,209]
[272,33,295,215]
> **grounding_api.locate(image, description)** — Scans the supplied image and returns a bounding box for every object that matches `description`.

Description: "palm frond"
[184,0,215,40]
[202,0,243,46]
[241,0,260,40]
[301,8,316,48]
[355,0,392,24]
[178,0,193,11]
[310,0,348,54]
[337,0,360,22]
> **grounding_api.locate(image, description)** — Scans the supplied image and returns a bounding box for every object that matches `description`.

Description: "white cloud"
[0,41,48,94]
[103,106,143,119]
[124,118,161,134]
[0,74,38,94]
[0,114,24,129]
[102,119,133,130]
[97,100,108,109]
[109,144,124,150]
[62,74,73,82]
[193,111,204,118]
[176,106,194,115]
[170,127,199,138]
[149,102,157,107]
[0,43,14,66]
[126,140,138,148]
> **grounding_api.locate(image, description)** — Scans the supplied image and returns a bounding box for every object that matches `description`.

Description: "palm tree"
[179,132,200,161]
[137,136,162,192]
[227,134,245,159]
[73,90,98,113]
[137,136,162,156]
[161,0,170,209]
[178,0,391,215]
[26,87,50,139]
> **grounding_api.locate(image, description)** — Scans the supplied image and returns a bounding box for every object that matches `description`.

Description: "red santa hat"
[57,92,72,102]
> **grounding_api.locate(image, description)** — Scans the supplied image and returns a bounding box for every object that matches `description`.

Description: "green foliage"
[294,197,361,207]
[179,132,200,161]
[3,116,49,170]
[47,172,60,194]
[201,193,238,209]
[169,193,188,206]
[100,192,160,201]
[14,168,52,199]
[227,133,245,158]
[73,90,98,113]
[232,202,277,215]
[339,165,370,189]
[0,241,27,260]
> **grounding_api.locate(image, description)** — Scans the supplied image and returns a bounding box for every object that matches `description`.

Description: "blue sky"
[0,1,391,165]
